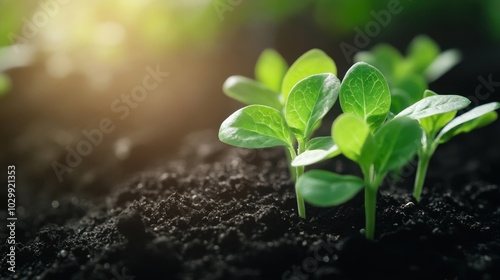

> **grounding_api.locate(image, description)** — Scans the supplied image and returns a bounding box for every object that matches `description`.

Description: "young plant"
[355,35,461,114]
[222,48,337,178]
[296,62,423,240]
[219,73,339,218]
[219,69,340,219]
[394,90,500,201]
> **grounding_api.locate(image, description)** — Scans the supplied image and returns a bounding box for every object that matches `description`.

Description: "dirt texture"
[1,129,499,280]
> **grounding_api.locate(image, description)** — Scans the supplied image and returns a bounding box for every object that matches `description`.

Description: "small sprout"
[396,90,500,201]
[355,36,498,201]
[219,49,340,219]
[297,62,423,240]
[222,48,337,179]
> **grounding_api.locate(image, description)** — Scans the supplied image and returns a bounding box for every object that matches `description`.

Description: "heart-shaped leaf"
[285,73,340,140]
[297,170,364,207]
[219,105,293,149]
[340,62,391,130]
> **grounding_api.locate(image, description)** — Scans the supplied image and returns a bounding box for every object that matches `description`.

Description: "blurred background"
[0,0,499,196]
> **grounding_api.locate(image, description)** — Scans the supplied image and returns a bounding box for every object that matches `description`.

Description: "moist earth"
[1,130,499,280]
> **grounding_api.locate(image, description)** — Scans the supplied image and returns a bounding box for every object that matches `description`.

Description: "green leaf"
[405,35,440,74]
[305,136,334,150]
[419,90,457,135]
[0,73,10,95]
[281,49,337,101]
[437,102,500,143]
[374,117,422,174]
[285,73,340,140]
[395,93,470,120]
[452,111,498,133]
[297,170,364,207]
[291,137,340,167]
[223,76,282,110]
[219,105,293,149]
[425,49,461,82]
[255,48,288,92]
[332,113,377,169]
[340,62,391,130]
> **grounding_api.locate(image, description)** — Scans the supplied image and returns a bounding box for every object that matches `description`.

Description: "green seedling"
[297,62,423,240]
[219,74,340,219]
[223,48,337,178]
[219,49,338,219]
[355,35,461,114]
[395,90,500,201]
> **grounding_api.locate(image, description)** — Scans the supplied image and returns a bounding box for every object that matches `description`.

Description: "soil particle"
[1,131,499,280]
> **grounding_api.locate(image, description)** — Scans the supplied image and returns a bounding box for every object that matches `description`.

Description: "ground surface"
[1,129,499,280]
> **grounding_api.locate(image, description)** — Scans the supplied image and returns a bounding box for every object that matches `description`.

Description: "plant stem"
[413,153,430,202]
[295,164,306,219]
[295,140,306,219]
[288,142,306,219]
[360,165,380,240]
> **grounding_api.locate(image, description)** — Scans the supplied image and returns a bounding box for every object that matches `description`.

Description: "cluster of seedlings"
[219,36,500,240]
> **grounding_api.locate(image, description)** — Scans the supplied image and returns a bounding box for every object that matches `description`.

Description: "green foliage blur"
[1,0,499,51]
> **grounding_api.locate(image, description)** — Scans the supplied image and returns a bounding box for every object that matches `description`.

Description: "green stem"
[288,141,306,219]
[413,153,431,202]
[295,164,305,219]
[364,185,377,240]
[361,166,378,240]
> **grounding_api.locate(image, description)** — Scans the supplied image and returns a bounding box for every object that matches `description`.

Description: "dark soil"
[1,129,500,280]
